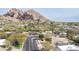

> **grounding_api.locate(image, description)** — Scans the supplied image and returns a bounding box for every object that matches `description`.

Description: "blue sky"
[0,8,79,22]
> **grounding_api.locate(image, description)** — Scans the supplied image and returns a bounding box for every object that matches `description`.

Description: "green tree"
[7,33,27,48]
[39,34,44,41]
[72,37,79,45]
[67,30,76,40]
[50,22,57,33]
[45,38,52,43]
[42,41,52,51]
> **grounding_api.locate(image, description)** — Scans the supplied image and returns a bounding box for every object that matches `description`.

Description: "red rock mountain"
[4,8,50,22]
[27,9,49,22]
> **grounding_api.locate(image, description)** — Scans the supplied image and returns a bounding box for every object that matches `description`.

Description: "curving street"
[22,35,39,51]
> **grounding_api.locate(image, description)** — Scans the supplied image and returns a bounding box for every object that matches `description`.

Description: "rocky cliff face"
[27,9,49,22]
[4,8,23,18]
[3,8,50,22]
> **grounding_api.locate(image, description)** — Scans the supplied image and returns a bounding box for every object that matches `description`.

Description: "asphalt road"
[22,35,39,51]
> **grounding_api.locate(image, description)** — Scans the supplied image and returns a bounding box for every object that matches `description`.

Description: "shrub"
[42,41,52,51]
[73,37,79,45]
[0,31,8,39]
[39,34,44,41]
[45,38,52,43]
[7,33,27,48]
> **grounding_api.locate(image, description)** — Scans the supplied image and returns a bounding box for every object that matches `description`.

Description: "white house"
[0,39,6,46]
[57,44,79,51]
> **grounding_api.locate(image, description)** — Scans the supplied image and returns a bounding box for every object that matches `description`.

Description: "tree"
[42,41,52,51]
[39,34,44,41]
[45,38,52,43]
[50,22,57,33]
[72,37,79,45]
[67,30,76,40]
[7,33,27,48]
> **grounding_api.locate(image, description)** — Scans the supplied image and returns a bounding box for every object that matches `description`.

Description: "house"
[0,39,6,46]
[59,32,67,37]
[56,44,79,51]
[0,28,3,31]
[53,37,69,44]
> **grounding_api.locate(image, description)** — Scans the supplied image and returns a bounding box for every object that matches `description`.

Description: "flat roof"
[0,39,5,45]
[57,44,79,51]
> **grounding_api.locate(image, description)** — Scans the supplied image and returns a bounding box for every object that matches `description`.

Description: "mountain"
[27,9,49,22]
[4,8,23,18]
[3,8,50,22]
[0,8,53,32]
